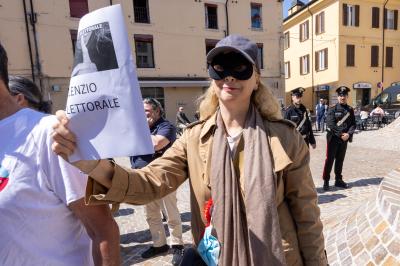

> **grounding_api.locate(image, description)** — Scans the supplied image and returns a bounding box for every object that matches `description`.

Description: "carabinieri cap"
[291,87,305,97]
[336,86,350,96]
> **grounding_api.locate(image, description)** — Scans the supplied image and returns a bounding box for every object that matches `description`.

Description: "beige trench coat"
[86,113,327,265]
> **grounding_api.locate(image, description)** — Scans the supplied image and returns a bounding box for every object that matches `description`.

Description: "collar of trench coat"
[198,112,294,173]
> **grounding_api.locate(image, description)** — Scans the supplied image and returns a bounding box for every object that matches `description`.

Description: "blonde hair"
[198,75,283,121]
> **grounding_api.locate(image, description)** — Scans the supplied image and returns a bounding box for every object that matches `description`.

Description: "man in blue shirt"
[315,98,327,132]
[130,98,184,265]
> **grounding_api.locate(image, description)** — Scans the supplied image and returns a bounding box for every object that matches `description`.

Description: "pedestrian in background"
[176,106,191,136]
[130,98,184,265]
[360,109,369,130]
[322,86,356,191]
[52,35,327,266]
[315,98,327,132]
[285,87,316,148]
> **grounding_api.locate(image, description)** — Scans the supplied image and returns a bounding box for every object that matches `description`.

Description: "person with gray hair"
[8,76,52,113]
[130,97,184,265]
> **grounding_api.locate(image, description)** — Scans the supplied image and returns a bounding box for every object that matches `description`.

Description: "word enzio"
[66,98,120,114]
[68,83,97,97]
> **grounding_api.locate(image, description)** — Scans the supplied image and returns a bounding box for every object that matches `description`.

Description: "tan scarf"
[210,105,286,266]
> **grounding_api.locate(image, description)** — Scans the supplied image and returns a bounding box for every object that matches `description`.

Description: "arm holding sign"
[52,111,188,205]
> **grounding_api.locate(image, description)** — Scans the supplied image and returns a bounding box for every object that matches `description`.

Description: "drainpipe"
[307,6,315,105]
[109,0,112,5]
[382,0,389,89]
[22,0,35,82]
[225,0,229,36]
[28,0,43,91]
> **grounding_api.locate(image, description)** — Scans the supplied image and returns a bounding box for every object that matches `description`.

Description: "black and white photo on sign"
[72,22,119,77]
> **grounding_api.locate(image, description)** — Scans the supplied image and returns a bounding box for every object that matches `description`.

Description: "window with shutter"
[343,4,357,26]
[257,43,264,69]
[355,5,360,27]
[343,4,348,26]
[386,47,393,67]
[371,45,379,67]
[205,4,218,29]
[346,45,355,67]
[299,57,302,75]
[324,48,328,69]
[133,0,150,23]
[300,21,309,42]
[316,49,328,71]
[300,55,309,75]
[205,39,219,55]
[284,32,290,49]
[372,7,380,28]
[316,12,325,34]
[69,0,88,18]
[251,3,262,29]
[386,9,395,29]
[285,62,290,79]
[384,8,388,28]
[134,35,155,68]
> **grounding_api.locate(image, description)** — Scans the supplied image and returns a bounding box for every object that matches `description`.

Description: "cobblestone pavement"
[115,129,400,265]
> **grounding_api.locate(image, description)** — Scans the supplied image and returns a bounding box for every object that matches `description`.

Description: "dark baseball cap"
[206,35,260,71]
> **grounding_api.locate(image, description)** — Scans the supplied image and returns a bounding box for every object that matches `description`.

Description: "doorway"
[361,88,370,106]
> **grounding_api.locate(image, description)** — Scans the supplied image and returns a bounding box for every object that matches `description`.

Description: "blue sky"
[283,0,311,18]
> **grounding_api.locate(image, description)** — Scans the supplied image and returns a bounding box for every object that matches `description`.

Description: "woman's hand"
[51,110,100,174]
[51,110,76,160]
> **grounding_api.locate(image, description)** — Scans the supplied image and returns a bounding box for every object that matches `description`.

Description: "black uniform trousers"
[322,135,348,181]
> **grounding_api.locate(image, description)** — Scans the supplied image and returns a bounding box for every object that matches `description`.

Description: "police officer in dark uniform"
[322,86,356,191]
[284,87,316,148]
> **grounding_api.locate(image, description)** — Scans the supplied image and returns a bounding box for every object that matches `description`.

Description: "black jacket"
[284,104,315,145]
[326,103,356,142]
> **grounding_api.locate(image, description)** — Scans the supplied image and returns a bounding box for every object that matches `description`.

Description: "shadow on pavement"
[318,193,347,204]
[120,244,150,265]
[347,177,382,188]
[120,224,191,244]
[121,243,194,265]
[114,208,134,218]
[316,176,383,194]
[180,211,191,223]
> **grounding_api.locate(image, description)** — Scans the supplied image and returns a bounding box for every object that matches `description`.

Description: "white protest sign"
[66,5,154,162]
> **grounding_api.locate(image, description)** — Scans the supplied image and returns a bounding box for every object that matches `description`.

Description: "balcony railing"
[134,6,150,23]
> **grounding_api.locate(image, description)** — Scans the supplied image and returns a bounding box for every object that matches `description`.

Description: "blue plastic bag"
[197,225,220,266]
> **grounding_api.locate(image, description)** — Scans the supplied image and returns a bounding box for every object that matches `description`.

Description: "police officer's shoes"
[323,181,329,191]
[334,180,349,189]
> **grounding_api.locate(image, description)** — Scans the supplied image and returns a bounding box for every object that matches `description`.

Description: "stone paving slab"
[114,130,400,265]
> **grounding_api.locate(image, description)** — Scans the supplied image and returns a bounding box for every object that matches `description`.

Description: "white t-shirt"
[0,109,93,266]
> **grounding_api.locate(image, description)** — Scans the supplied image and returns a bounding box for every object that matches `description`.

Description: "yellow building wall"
[338,0,400,107]
[285,0,400,109]
[284,0,339,110]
